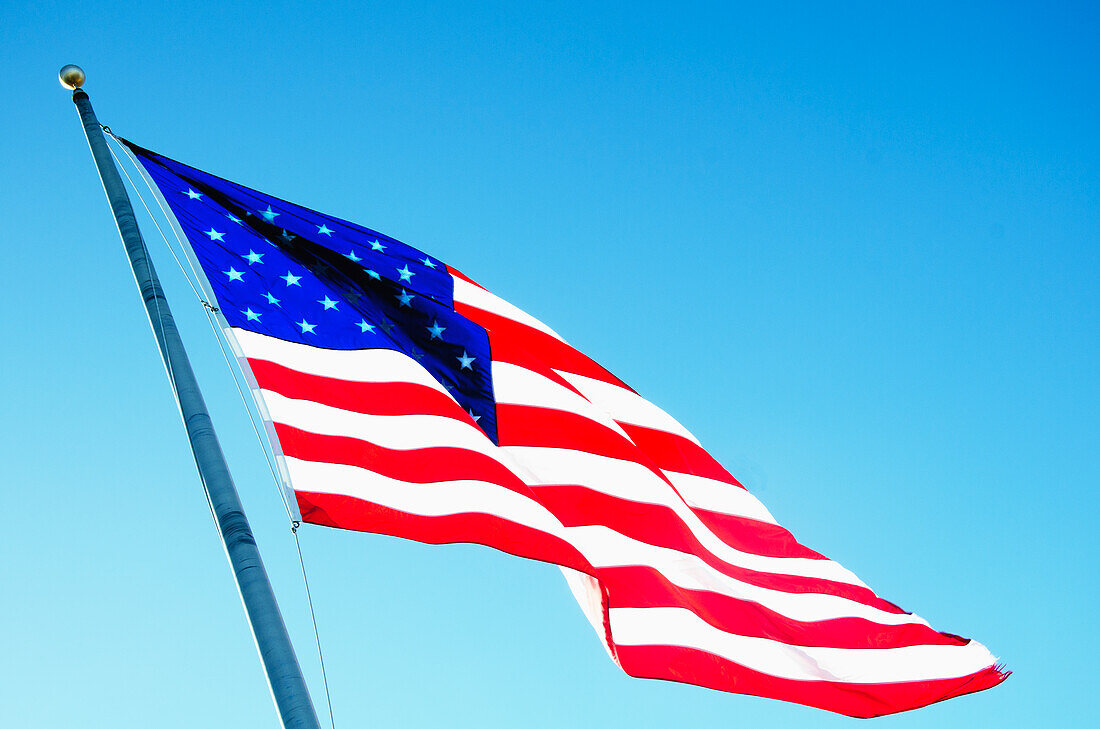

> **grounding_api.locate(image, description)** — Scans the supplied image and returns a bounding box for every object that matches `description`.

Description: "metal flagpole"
[60,65,323,729]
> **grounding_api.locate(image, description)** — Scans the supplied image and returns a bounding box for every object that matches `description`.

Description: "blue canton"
[125,140,498,443]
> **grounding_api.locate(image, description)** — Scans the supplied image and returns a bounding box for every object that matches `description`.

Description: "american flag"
[124,139,1007,717]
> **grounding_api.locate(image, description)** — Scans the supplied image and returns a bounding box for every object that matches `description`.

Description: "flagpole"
[60,65,323,729]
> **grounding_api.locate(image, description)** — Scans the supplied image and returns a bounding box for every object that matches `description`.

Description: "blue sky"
[2,1,1097,726]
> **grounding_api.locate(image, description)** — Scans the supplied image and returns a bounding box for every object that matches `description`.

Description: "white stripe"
[557,371,700,445]
[664,470,778,526]
[452,275,567,342]
[234,327,447,393]
[491,361,631,438]
[260,389,494,453]
[610,607,996,683]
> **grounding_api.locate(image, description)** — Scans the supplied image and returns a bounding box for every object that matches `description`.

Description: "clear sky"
[2,1,1096,727]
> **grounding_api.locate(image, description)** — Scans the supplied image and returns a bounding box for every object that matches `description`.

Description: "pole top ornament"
[59,65,86,90]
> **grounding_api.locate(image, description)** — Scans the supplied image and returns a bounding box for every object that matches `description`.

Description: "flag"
[122,139,1007,717]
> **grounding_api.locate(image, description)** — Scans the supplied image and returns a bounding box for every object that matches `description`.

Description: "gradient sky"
[2,2,1097,727]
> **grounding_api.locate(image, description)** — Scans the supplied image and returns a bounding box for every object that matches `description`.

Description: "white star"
[318,295,339,310]
[467,408,481,423]
[224,267,244,282]
[243,250,264,265]
[204,228,225,242]
[183,188,202,200]
[357,320,376,333]
[241,308,261,322]
[345,250,362,262]
[427,320,446,339]
[457,351,475,370]
[264,292,281,307]
[365,269,380,280]
[396,289,415,307]
[260,205,280,221]
[297,319,317,334]
[281,271,302,286]
[370,239,386,252]
[420,256,438,269]
[317,224,334,236]
[227,213,243,225]
[396,265,415,282]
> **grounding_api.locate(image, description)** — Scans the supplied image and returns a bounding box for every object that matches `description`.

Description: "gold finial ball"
[59,64,86,90]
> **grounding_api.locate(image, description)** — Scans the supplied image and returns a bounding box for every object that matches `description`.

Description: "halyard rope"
[105,133,294,521]
[105,132,338,729]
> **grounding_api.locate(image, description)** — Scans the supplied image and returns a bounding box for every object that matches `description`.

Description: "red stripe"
[615,643,1008,718]
[598,566,962,649]
[534,484,903,612]
[458,304,631,389]
[296,490,593,575]
[274,423,527,493]
[487,335,591,396]
[496,404,651,466]
[690,507,825,560]
[249,357,468,421]
[619,422,741,486]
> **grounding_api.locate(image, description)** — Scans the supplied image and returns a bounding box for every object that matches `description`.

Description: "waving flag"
[123,139,1007,717]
